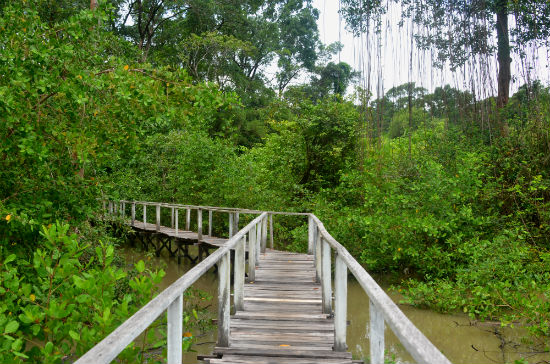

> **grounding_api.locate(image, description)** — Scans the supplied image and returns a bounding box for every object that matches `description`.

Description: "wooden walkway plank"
[207,249,355,364]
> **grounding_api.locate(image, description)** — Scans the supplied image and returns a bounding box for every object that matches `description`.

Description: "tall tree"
[340,0,550,115]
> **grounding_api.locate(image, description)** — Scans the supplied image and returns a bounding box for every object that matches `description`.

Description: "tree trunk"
[495,0,511,135]
[495,1,511,106]
[90,0,98,10]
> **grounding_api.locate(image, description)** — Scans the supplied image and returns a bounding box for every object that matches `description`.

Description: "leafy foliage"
[0,222,174,363]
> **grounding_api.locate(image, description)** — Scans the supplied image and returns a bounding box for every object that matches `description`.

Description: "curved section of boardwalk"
[80,201,451,364]
[209,249,354,364]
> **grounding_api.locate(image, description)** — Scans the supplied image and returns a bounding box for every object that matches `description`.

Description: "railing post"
[234,236,245,311]
[143,205,147,226]
[248,225,256,282]
[315,227,321,282]
[197,208,203,241]
[229,213,234,238]
[269,214,273,249]
[185,208,190,231]
[170,207,174,229]
[334,253,348,351]
[208,210,212,236]
[370,301,385,364]
[261,216,267,253]
[321,237,332,315]
[174,209,179,237]
[156,204,161,232]
[121,202,125,217]
[255,220,261,263]
[167,293,183,364]
[308,215,314,255]
[131,203,135,227]
[218,252,230,347]
[233,212,239,235]
[108,201,113,215]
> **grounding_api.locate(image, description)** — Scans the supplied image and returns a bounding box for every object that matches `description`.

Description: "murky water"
[121,246,550,364]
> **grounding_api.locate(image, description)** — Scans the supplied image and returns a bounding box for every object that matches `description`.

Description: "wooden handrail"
[75,212,268,364]
[309,214,451,364]
[111,199,309,216]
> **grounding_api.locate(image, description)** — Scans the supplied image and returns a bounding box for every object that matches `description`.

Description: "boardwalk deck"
[207,249,354,364]
[132,221,228,247]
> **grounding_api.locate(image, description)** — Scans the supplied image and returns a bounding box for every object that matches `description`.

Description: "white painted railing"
[103,199,301,246]
[308,214,452,364]
[75,210,269,364]
[87,200,452,364]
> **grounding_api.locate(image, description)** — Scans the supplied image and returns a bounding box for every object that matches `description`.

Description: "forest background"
[0,0,549,362]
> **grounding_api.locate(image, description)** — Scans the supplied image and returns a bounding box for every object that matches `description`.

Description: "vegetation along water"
[0,0,549,363]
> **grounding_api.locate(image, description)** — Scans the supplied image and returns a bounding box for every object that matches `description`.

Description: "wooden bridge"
[76,201,452,364]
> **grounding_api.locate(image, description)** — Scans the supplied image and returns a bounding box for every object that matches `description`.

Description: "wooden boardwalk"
[77,202,451,364]
[132,221,228,247]
[208,249,354,364]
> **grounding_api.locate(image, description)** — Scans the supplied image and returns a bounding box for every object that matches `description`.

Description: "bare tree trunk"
[496,0,511,135]
[90,0,98,10]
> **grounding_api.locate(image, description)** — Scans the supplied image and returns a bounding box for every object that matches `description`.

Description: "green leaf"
[13,351,29,359]
[44,341,54,354]
[4,320,19,334]
[69,330,80,341]
[135,260,145,273]
[4,254,16,264]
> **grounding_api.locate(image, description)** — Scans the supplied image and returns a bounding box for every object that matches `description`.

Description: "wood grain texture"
[211,248,354,364]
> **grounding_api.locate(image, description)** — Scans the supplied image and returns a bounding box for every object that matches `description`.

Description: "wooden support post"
[208,210,212,236]
[234,236,245,311]
[108,201,113,214]
[261,216,267,253]
[175,209,179,237]
[231,212,239,236]
[197,208,203,241]
[248,225,256,282]
[315,227,321,282]
[185,208,190,231]
[229,213,234,238]
[156,204,161,232]
[321,238,332,315]
[255,221,261,263]
[131,203,135,227]
[308,216,314,255]
[370,301,385,364]
[170,207,174,229]
[167,293,183,364]
[334,254,348,351]
[218,252,230,347]
[143,205,147,226]
[269,214,273,249]
[121,202,125,217]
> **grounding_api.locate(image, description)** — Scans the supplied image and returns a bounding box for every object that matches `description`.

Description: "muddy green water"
[122,247,549,364]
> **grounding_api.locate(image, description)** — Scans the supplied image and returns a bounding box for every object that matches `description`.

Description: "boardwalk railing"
[308,215,451,364]
[76,210,269,364]
[81,200,451,364]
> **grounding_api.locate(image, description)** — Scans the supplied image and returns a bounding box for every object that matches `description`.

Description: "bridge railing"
[97,200,451,364]
[308,214,451,364]
[75,211,269,364]
[103,199,307,245]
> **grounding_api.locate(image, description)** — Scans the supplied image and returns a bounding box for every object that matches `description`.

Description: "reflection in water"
[121,247,550,364]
